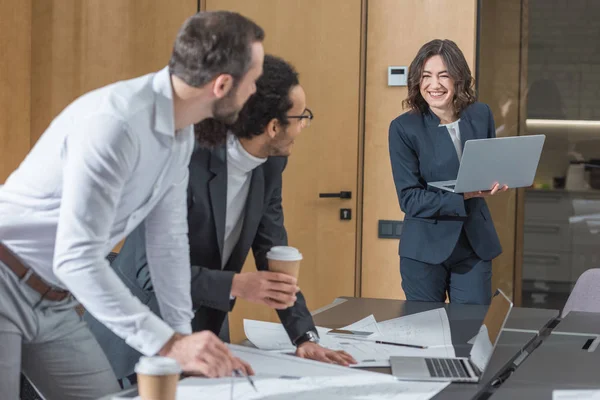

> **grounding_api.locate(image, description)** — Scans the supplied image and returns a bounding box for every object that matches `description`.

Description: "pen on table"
[339,336,427,349]
[234,369,258,392]
[374,340,427,349]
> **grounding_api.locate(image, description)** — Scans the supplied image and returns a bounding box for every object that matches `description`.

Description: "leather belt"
[0,242,70,302]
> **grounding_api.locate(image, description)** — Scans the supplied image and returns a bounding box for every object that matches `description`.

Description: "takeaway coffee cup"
[266,246,303,279]
[135,356,181,400]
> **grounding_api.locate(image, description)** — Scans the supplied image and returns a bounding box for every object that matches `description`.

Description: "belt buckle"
[20,268,35,284]
[34,286,68,307]
[41,287,71,302]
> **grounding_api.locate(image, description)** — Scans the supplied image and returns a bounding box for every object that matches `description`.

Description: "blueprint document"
[229,344,369,377]
[244,315,394,366]
[243,314,381,352]
[127,374,450,400]
[377,308,454,350]
[244,310,454,368]
[339,313,383,335]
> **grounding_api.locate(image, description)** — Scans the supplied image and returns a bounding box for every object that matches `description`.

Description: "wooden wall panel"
[0,1,31,183]
[31,0,197,143]
[361,0,478,300]
[29,0,196,253]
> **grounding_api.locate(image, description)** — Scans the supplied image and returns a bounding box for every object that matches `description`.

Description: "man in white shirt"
[0,11,263,400]
[86,55,357,382]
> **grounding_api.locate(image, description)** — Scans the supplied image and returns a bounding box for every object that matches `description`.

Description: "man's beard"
[194,89,241,148]
[267,130,292,157]
[212,90,241,125]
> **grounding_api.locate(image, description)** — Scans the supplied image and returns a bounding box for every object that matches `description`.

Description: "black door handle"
[319,191,352,199]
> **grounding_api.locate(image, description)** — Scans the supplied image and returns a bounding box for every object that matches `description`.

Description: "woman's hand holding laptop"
[463,183,509,200]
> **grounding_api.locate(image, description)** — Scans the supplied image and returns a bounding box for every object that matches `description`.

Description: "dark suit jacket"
[181,144,315,338]
[85,144,316,379]
[388,102,502,265]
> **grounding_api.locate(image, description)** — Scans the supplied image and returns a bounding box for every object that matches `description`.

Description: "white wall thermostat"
[388,66,407,86]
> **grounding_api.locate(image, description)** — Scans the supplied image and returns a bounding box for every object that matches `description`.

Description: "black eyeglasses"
[287,108,314,127]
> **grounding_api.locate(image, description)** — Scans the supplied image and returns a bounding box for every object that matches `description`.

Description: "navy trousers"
[400,230,492,305]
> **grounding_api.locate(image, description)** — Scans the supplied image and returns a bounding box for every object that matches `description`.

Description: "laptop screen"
[469,290,513,374]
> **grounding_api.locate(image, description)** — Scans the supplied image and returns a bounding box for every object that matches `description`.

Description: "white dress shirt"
[0,67,195,356]
[440,119,462,160]
[223,133,267,269]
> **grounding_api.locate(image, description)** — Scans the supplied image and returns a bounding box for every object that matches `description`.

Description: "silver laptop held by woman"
[428,135,545,193]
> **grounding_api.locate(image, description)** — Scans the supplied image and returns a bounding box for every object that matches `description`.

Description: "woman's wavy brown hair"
[402,39,476,116]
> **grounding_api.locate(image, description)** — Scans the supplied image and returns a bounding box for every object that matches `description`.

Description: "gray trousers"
[0,261,120,400]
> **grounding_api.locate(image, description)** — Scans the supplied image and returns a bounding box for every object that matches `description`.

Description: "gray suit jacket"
[389,102,502,265]
[85,144,316,379]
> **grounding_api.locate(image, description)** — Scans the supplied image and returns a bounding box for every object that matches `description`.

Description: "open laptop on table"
[428,134,545,193]
[390,289,513,383]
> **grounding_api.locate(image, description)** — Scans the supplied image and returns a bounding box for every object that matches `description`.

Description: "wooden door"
[361,0,478,300]
[204,0,363,342]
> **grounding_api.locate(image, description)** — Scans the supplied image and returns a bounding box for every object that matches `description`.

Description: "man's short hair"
[231,54,299,139]
[169,11,264,87]
[194,54,299,147]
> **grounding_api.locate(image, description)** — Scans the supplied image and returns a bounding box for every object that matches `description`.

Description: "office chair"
[562,268,600,317]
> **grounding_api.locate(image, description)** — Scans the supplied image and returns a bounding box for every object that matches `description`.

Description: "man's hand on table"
[158,331,254,377]
[295,342,357,366]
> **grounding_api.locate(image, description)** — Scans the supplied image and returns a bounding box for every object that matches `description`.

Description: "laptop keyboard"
[425,358,469,378]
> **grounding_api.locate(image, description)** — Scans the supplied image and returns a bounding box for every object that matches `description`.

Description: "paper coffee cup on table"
[267,246,303,279]
[135,356,181,400]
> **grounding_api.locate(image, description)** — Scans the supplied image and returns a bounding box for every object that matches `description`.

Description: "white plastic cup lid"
[266,246,303,261]
[135,356,181,376]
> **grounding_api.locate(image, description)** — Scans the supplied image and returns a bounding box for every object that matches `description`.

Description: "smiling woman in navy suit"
[389,39,508,305]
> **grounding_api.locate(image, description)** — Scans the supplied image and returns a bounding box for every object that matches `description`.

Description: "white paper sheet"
[339,339,455,367]
[338,314,383,336]
[243,319,292,350]
[229,344,372,377]
[243,315,381,352]
[377,308,454,350]
[553,390,600,400]
[242,320,386,367]
[129,374,451,400]
[244,321,443,367]
[244,319,316,351]
[244,311,454,368]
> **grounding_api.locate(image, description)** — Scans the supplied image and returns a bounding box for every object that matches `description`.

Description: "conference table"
[101,296,560,400]
[310,297,559,400]
[490,311,600,400]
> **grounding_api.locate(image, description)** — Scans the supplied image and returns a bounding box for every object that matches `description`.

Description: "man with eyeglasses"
[85,54,356,383]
